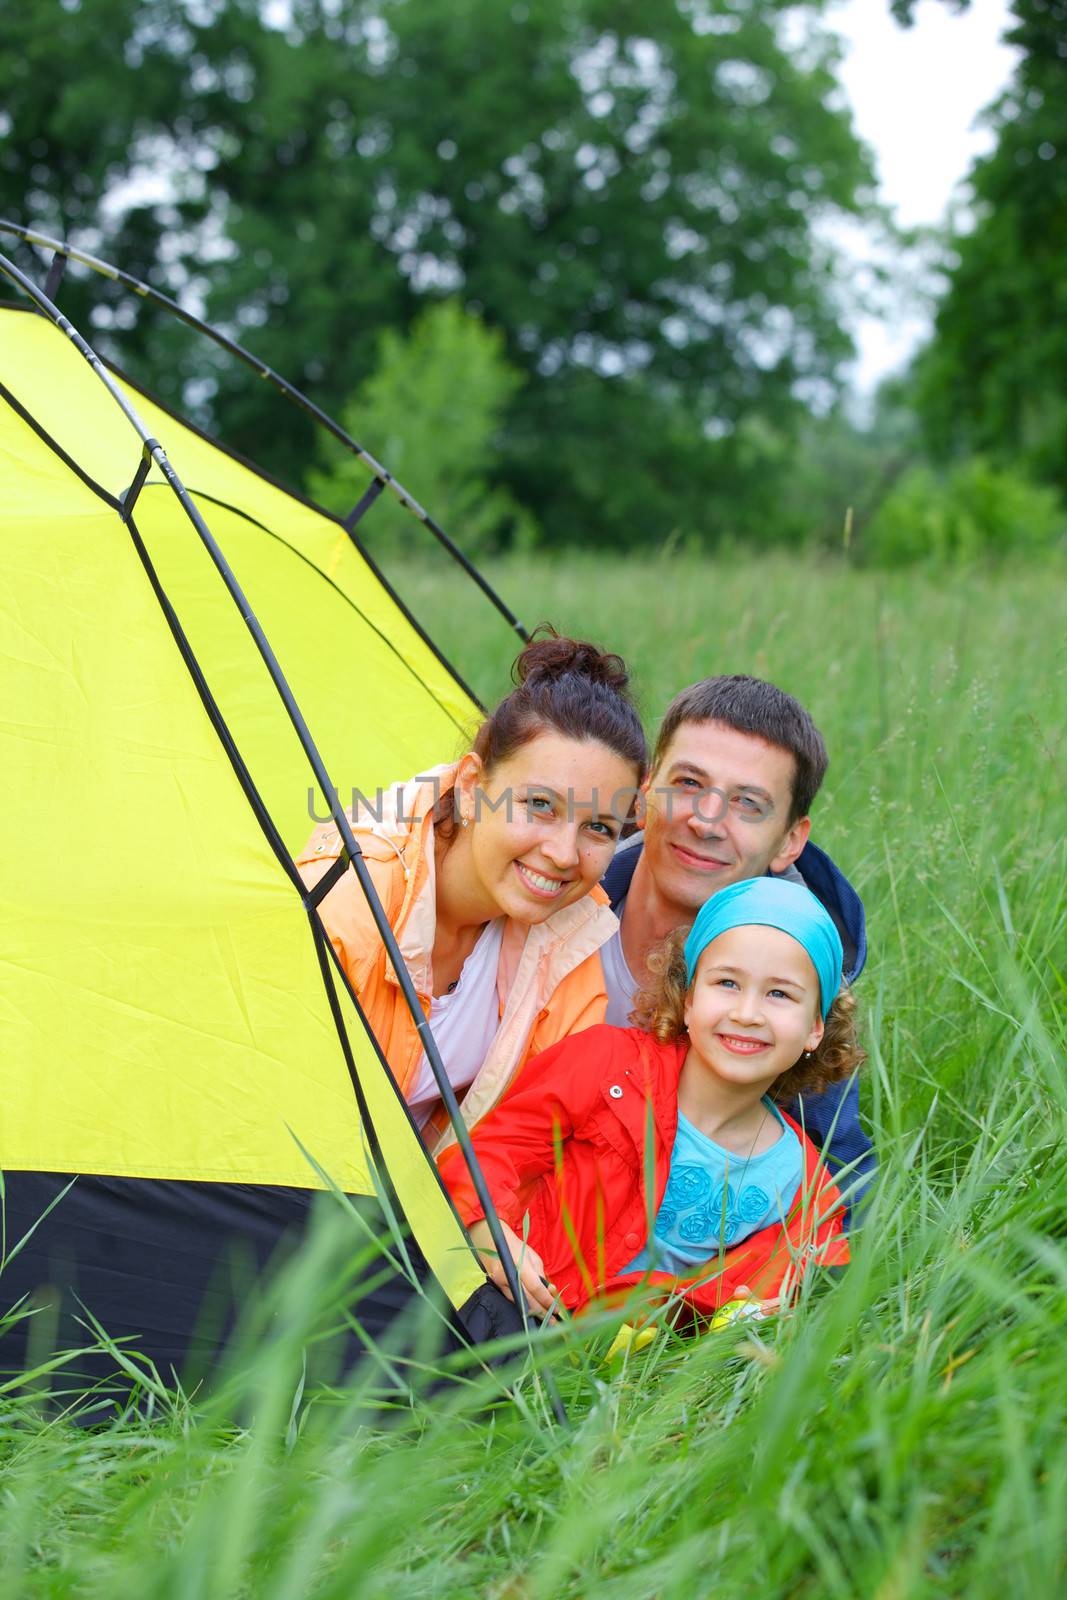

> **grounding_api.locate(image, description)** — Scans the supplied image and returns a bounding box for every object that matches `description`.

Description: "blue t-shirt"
[624,1100,803,1277]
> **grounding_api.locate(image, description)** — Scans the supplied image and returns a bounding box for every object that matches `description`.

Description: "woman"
[297,631,647,1146]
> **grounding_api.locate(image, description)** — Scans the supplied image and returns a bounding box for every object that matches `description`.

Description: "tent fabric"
[0,1173,525,1397]
[1,309,479,849]
[0,1175,443,1391]
[0,303,489,1365]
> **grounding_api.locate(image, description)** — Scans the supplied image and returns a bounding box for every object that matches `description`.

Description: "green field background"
[2,552,1065,1598]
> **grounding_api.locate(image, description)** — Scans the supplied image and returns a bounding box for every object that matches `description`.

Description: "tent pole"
[0,220,529,645]
[0,251,563,1417]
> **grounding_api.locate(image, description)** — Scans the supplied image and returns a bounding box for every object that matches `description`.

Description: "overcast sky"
[827,0,1019,391]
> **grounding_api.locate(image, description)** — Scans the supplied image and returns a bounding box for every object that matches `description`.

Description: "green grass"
[3,550,1066,1598]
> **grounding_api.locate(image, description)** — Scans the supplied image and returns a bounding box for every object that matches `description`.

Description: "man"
[600,674,875,1208]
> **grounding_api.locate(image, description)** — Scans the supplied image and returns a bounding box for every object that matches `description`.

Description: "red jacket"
[438,1025,850,1317]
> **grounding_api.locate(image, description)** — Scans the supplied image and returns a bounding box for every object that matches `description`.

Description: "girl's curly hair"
[629,927,864,1100]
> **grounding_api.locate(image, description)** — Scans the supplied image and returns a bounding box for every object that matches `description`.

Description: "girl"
[438,877,863,1317]
[297,631,647,1146]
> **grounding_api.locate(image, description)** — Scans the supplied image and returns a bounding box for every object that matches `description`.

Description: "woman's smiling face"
[683,923,824,1089]
[456,730,640,925]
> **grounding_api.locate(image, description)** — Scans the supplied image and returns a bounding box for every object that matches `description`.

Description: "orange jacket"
[438,1025,849,1317]
[296,765,616,1149]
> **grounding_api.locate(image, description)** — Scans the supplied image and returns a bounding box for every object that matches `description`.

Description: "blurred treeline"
[2,0,1064,563]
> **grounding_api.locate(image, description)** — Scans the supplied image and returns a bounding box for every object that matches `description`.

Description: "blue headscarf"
[683,877,844,1020]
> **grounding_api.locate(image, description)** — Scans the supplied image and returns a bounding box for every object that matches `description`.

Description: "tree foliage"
[0,0,874,548]
[860,456,1065,566]
[913,0,1067,496]
[889,0,971,23]
[309,299,533,554]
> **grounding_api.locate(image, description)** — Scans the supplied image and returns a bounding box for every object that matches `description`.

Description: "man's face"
[638,719,810,919]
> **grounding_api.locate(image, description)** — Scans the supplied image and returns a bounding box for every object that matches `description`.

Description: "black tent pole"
[0,220,529,646]
[0,251,563,1418]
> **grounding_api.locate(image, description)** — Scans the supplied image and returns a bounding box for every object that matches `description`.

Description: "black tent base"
[0,1172,522,1414]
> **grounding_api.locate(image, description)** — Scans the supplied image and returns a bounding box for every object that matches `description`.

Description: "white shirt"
[406,918,505,1131]
[601,893,639,1027]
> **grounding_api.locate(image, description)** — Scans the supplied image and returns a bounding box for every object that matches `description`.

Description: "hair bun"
[514,626,630,694]
[472,624,647,781]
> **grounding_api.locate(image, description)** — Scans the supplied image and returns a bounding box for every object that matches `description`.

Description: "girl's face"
[683,923,824,1090]
[455,730,638,925]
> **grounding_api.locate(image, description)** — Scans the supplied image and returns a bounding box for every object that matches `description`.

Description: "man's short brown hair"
[652,675,828,824]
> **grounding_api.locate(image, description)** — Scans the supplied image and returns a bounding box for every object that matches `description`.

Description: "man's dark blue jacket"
[600,838,875,1215]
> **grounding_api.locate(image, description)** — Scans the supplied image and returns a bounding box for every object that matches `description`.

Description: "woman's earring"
[461,813,470,828]
[803,1049,812,1059]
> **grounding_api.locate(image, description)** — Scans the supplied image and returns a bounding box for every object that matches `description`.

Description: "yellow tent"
[0,266,521,1387]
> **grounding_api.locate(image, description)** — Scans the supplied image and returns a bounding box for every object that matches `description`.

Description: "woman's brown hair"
[630,927,864,1100]
[475,626,647,774]
[435,626,648,835]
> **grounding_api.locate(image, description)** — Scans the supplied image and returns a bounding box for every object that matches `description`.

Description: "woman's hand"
[468,1219,559,1320]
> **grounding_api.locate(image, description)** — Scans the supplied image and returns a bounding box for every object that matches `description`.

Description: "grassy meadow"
[3,550,1066,1598]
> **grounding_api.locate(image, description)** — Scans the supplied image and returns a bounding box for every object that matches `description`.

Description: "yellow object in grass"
[709,1298,766,1332]
[605,1321,660,1363]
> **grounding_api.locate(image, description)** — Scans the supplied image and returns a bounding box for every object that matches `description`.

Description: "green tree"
[889,0,971,21]
[860,456,1065,566]
[1,0,874,548]
[309,299,533,554]
[913,0,1067,495]
[0,0,199,354]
